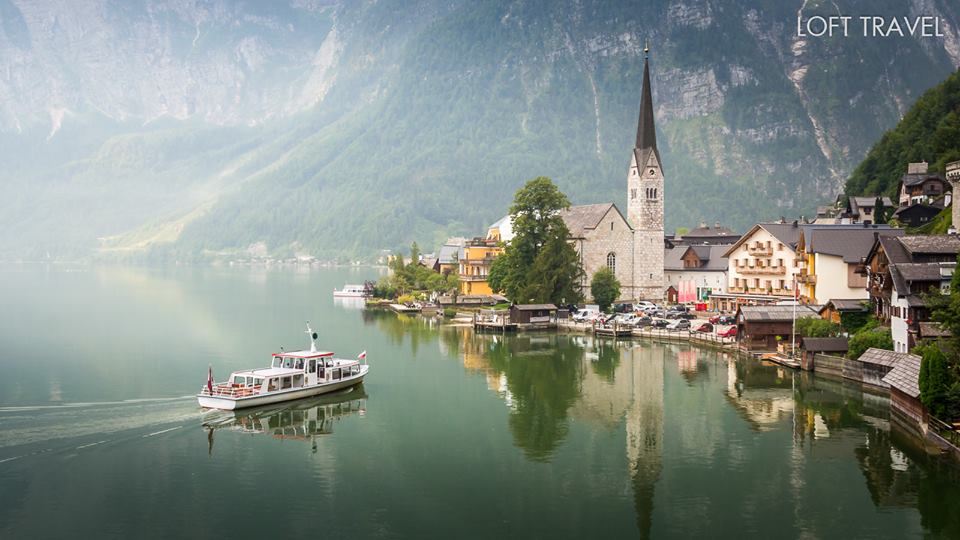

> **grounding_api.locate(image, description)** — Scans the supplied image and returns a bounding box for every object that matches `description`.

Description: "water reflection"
[202,388,367,454]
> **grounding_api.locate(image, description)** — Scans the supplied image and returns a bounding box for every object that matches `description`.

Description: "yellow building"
[459,239,502,295]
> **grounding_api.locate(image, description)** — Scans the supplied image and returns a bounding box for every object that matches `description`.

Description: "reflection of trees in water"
[484,335,585,462]
[361,309,441,355]
[591,340,620,383]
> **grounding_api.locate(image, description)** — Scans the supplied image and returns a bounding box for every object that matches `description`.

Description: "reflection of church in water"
[460,330,664,537]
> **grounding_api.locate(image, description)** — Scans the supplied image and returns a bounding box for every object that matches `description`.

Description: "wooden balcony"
[747,245,773,256]
[739,266,786,275]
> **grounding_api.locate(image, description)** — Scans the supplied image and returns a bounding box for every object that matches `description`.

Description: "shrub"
[847,326,893,360]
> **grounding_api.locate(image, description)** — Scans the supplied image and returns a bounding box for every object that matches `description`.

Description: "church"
[490,47,666,301]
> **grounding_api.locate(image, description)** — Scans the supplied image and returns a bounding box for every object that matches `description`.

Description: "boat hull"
[198,374,366,411]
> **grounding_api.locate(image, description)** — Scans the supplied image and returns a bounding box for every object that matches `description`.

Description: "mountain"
[1,0,959,261]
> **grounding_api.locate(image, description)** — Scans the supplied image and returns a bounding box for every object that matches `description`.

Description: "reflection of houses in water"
[724,358,795,432]
[203,390,367,451]
[333,296,366,310]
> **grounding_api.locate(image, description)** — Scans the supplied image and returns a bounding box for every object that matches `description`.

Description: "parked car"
[717,315,736,325]
[695,322,714,333]
[573,309,599,322]
[634,316,653,327]
[667,319,691,330]
[650,318,670,328]
[708,314,722,324]
[717,326,738,338]
[635,300,657,311]
[613,303,634,314]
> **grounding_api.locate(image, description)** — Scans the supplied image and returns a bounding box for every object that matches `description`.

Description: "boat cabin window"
[295,359,304,370]
[350,365,360,376]
[281,376,292,389]
[332,369,341,381]
[283,357,295,369]
[253,378,263,387]
[272,357,282,368]
[233,376,246,385]
[268,378,279,392]
[293,374,303,388]
[309,359,316,373]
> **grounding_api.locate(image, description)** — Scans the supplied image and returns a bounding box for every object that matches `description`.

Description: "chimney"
[699,220,707,229]
[714,221,721,229]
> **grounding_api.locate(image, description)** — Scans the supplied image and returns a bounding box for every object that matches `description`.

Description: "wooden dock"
[761,353,801,370]
[594,325,633,338]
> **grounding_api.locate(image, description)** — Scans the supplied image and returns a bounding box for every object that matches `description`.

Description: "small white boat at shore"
[333,284,370,298]
[197,324,369,410]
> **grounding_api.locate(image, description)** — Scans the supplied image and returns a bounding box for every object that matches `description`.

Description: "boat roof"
[234,367,302,377]
[272,350,334,358]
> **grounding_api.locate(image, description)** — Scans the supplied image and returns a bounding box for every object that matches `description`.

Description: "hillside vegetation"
[845,69,960,201]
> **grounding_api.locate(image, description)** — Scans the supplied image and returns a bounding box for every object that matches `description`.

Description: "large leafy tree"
[488,177,584,304]
[590,267,621,312]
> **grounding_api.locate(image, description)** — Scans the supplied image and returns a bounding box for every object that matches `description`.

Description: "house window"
[610,222,614,231]
[606,252,616,273]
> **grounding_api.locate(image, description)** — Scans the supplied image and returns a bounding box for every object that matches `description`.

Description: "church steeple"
[634,43,659,163]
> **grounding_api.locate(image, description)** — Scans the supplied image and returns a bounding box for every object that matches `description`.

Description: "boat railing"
[199,384,262,398]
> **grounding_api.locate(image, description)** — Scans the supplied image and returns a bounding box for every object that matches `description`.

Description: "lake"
[1,265,958,539]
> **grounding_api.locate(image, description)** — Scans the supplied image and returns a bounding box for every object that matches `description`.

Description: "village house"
[795,225,902,305]
[897,162,949,207]
[437,237,466,276]
[713,221,805,311]
[846,196,895,224]
[664,244,729,303]
[817,299,869,332]
[862,234,960,352]
[669,221,740,246]
[458,235,502,296]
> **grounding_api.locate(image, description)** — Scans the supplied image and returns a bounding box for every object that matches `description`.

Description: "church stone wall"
[580,208,636,301]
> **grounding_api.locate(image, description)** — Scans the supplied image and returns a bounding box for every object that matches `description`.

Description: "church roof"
[559,203,630,238]
[634,52,661,167]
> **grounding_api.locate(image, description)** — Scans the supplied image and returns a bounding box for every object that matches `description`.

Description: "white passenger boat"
[197,324,369,410]
[333,284,370,298]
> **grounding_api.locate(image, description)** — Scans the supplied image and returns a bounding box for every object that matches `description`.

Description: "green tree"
[847,326,894,360]
[796,317,841,337]
[488,177,583,304]
[523,230,584,304]
[919,344,951,418]
[873,196,888,224]
[590,267,621,312]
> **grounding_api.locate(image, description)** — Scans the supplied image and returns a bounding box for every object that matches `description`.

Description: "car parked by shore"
[717,326,737,338]
[666,319,691,330]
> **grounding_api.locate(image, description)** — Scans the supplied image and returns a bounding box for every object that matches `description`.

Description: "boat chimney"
[305,322,318,353]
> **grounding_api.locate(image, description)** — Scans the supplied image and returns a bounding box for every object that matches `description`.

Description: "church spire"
[635,43,657,155]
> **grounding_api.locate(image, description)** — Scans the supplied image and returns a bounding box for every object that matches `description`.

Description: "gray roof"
[893,262,955,282]
[806,227,904,263]
[919,322,951,338]
[820,299,868,312]
[878,235,912,264]
[683,224,738,238]
[559,203,629,237]
[801,337,849,352]
[858,347,909,368]
[900,172,945,187]
[881,352,922,398]
[438,244,461,264]
[850,196,894,213]
[738,305,820,322]
[664,244,729,272]
[899,235,960,256]
[512,303,557,311]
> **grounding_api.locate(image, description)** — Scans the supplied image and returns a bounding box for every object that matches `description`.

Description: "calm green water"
[1,265,959,539]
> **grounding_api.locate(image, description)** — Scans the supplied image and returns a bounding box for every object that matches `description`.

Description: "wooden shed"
[845,347,909,388]
[799,337,848,371]
[736,305,821,352]
[509,304,558,325]
[881,353,926,430]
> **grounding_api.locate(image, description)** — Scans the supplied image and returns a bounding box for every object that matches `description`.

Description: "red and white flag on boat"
[207,365,214,394]
[357,351,367,361]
